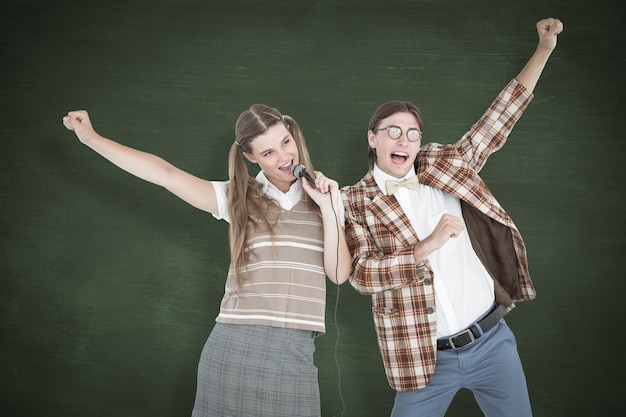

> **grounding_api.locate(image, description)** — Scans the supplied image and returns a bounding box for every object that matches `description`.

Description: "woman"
[62,104,351,417]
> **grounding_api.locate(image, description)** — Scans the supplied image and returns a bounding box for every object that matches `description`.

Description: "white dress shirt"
[372,164,494,337]
[210,171,344,225]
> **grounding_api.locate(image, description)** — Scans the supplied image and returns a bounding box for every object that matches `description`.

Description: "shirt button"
[427,307,435,314]
[423,278,432,285]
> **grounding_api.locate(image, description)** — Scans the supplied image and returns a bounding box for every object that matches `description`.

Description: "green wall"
[1,0,624,415]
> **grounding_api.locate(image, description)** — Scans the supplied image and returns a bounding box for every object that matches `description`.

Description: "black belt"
[437,305,506,350]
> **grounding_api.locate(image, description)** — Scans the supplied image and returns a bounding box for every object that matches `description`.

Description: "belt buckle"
[449,328,475,350]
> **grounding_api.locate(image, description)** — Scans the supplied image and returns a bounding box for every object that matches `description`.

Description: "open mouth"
[391,152,409,164]
[279,161,294,174]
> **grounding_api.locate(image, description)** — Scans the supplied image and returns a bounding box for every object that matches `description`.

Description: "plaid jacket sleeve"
[341,176,421,295]
[424,79,533,174]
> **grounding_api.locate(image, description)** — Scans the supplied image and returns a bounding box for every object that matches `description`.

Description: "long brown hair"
[367,101,423,170]
[227,104,318,285]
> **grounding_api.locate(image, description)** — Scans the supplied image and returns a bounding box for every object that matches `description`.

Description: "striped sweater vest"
[216,199,327,334]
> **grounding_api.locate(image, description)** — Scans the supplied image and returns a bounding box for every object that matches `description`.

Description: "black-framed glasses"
[373,125,422,142]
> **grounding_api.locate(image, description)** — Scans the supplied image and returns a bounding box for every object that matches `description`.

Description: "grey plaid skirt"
[191,323,320,417]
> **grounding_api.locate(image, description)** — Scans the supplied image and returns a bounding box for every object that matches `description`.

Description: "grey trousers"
[392,319,532,417]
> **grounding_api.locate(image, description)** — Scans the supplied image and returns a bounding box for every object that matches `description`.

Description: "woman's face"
[243,123,299,193]
[368,111,421,179]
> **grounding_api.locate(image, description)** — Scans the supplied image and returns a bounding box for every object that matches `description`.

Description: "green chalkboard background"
[1,0,624,416]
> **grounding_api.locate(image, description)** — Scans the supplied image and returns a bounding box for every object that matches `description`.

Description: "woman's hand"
[62,110,98,144]
[302,171,351,284]
[301,171,339,210]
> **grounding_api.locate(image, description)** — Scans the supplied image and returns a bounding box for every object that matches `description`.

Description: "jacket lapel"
[362,174,420,248]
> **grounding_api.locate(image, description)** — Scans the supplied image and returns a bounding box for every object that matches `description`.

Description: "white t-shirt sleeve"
[210,181,230,222]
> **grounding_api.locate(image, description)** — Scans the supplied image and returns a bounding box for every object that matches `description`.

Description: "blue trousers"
[391,319,532,417]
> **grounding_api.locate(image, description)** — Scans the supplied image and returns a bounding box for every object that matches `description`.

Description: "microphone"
[292,163,315,184]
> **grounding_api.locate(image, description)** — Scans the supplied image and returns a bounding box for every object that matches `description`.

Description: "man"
[341,18,563,417]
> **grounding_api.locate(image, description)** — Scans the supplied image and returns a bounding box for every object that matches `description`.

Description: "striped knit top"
[212,178,327,334]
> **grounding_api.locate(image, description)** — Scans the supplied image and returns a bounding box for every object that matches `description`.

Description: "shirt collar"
[372,164,417,196]
[255,170,303,209]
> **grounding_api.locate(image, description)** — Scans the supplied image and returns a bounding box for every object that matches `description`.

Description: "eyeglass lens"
[387,126,421,141]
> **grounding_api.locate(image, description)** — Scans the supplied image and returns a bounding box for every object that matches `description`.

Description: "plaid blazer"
[341,79,537,392]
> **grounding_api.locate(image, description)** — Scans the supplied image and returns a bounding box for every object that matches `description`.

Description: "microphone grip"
[301,171,315,184]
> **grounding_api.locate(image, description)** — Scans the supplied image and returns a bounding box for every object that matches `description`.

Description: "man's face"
[368,111,421,178]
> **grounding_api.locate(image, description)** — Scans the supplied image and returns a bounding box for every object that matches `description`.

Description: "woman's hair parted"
[367,101,423,171]
[227,104,319,285]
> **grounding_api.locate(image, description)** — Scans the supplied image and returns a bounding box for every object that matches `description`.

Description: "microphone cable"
[300,165,346,416]
[329,189,346,417]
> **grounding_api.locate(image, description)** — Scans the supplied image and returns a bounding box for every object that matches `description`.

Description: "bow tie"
[385,175,420,195]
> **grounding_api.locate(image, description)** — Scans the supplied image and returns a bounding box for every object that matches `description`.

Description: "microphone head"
[292,163,306,178]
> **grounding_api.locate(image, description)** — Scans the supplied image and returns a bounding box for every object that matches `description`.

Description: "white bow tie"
[385,175,419,194]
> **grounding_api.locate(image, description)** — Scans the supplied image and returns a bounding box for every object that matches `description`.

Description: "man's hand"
[413,213,464,263]
[537,17,564,53]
